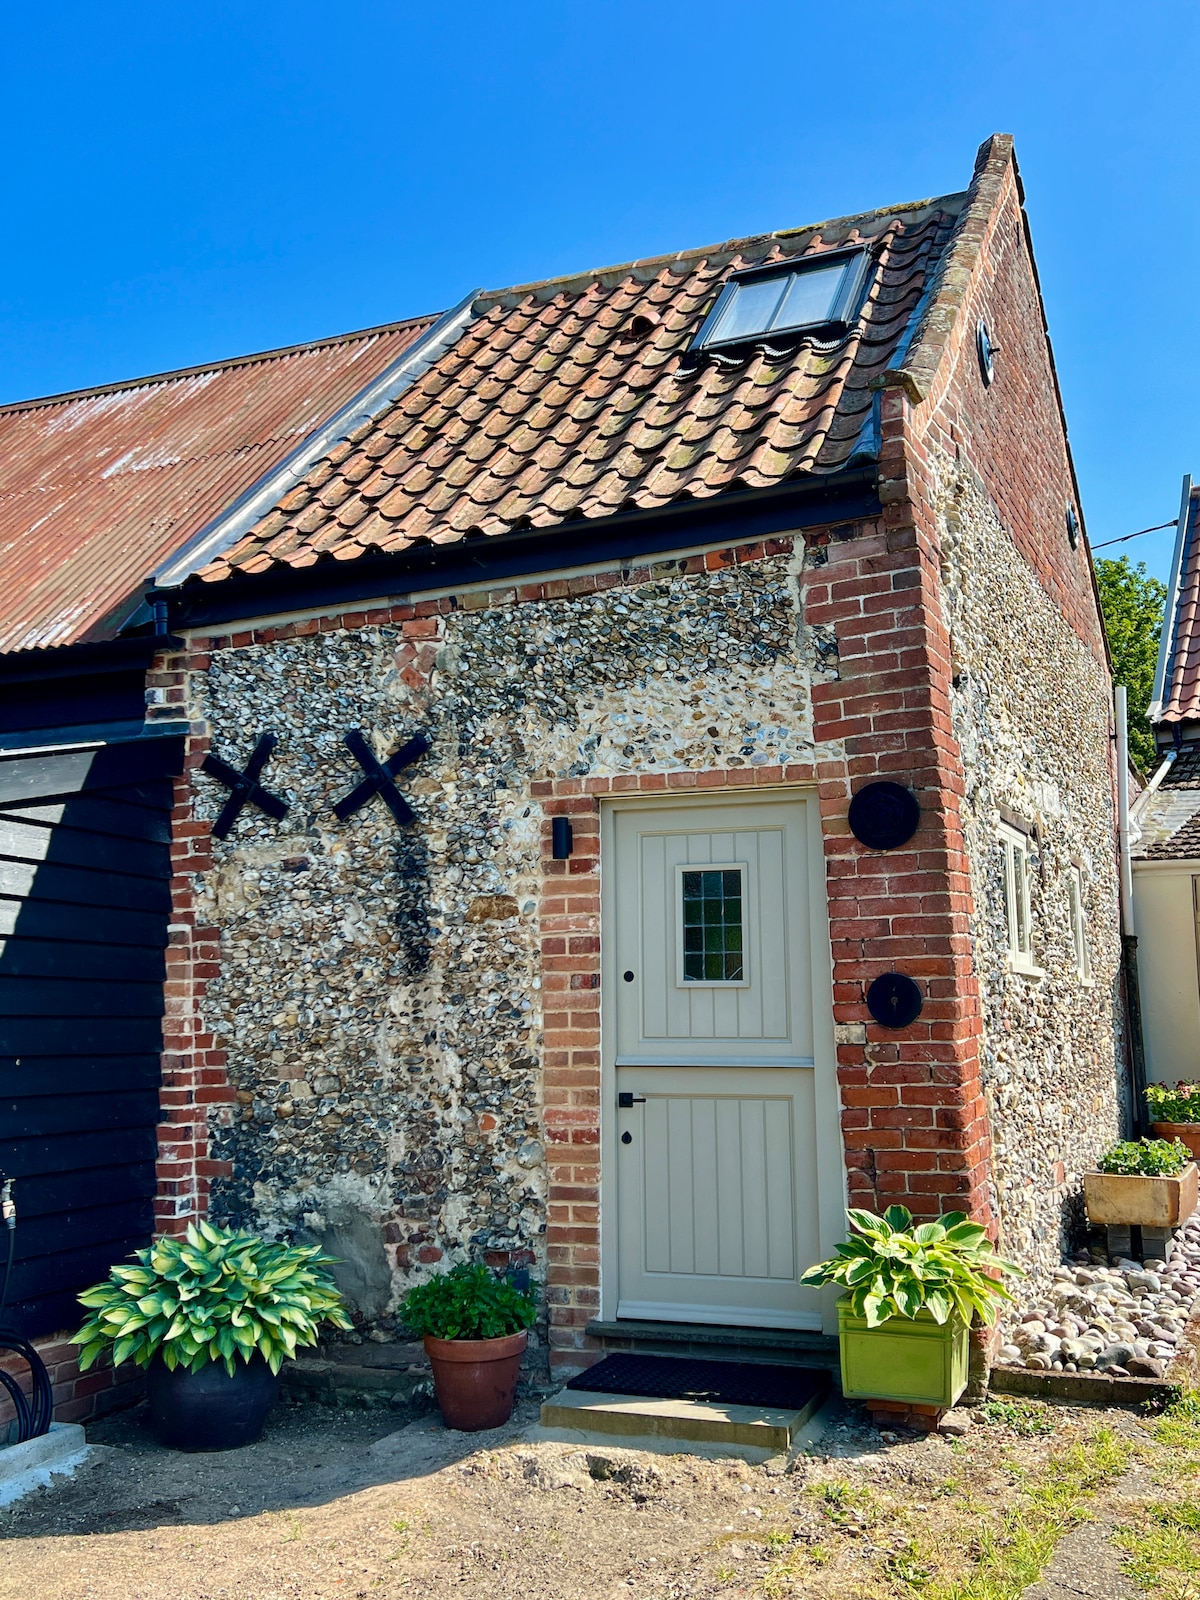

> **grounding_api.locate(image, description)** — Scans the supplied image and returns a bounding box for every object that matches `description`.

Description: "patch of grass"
[756,1426,1127,1599]
[807,1479,876,1527]
[974,1398,1056,1437]
[1113,1500,1200,1595]
[1154,1393,1200,1452]
[913,1431,1127,1600]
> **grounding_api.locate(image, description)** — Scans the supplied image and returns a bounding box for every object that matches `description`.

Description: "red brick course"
[0,1335,141,1433]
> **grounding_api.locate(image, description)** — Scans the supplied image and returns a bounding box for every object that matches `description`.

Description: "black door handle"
[617,1092,647,1108]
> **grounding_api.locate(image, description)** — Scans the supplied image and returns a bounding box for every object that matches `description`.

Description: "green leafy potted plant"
[1084,1137,1198,1230]
[400,1262,537,1431]
[799,1206,1022,1408]
[74,1221,352,1451]
[1146,1083,1200,1160]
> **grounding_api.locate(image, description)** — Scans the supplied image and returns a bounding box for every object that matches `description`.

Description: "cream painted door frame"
[598,789,845,1335]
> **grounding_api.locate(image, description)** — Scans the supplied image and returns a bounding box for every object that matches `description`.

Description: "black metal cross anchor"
[334,729,430,827]
[202,733,289,839]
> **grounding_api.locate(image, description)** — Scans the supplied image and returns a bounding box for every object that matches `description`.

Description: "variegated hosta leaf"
[72,1223,352,1374]
[801,1206,1024,1328]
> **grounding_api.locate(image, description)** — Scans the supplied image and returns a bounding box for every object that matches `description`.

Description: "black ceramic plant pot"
[146,1354,280,1451]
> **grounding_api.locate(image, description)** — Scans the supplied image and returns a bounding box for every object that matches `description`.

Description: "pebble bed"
[994,1209,1200,1378]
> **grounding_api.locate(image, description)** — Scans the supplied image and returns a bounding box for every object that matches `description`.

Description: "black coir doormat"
[566,1353,829,1410]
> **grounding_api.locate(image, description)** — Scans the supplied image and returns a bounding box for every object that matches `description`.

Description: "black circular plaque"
[866,972,924,1030]
[848,781,920,851]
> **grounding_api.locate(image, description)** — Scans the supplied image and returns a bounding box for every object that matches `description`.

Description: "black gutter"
[0,632,182,684]
[156,471,881,633]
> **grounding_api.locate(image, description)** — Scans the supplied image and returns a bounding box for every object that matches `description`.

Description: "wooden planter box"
[837,1300,969,1409]
[1083,1163,1198,1228]
[1151,1122,1200,1162]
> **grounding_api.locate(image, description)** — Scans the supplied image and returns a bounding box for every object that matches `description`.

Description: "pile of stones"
[993,1213,1200,1379]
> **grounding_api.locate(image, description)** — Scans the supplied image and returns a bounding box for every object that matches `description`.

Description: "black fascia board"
[0,632,182,686]
[159,471,881,633]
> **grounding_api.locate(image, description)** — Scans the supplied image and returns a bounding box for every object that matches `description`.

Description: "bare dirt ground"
[0,1390,1195,1600]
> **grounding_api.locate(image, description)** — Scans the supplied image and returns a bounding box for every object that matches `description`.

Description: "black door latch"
[617,1092,647,1108]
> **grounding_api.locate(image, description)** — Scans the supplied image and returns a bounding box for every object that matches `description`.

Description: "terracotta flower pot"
[423,1330,527,1431]
[1151,1122,1200,1161]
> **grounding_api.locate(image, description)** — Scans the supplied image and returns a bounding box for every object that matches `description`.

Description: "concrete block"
[0,1423,91,1507]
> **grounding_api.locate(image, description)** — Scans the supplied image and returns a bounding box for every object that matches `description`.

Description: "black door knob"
[623,970,635,982]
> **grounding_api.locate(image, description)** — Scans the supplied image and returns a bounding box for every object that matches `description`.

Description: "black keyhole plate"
[866,972,923,1029]
[621,1131,632,1144]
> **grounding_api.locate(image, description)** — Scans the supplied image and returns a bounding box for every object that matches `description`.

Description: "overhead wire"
[1092,520,1178,550]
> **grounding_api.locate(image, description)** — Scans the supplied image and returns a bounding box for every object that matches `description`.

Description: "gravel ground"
[0,1390,1184,1600]
[995,1210,1200,1378]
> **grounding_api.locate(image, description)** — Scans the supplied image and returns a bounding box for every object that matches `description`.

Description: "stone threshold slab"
[584,1319,840,1368]
[537,1386,825,1464]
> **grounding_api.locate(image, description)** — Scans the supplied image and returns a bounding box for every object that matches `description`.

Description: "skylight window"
[692,249,871,352]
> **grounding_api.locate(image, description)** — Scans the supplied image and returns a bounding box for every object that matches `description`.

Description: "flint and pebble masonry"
[147,459,1122,1370]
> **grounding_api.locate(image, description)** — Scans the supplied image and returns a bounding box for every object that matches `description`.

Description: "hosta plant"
[1096,1137,1191,1177]
[1145,1082,1200,1124]
[799,1205,1023,1328]
[74,1221,353,1376]
[400,1262,537,1341]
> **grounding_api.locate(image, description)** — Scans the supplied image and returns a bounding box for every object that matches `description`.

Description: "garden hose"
[0,1176,53,1442]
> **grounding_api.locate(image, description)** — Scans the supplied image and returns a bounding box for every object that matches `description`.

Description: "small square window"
[679,865,746,984]
[999,823,1042,979]
[692,250,870,352]
[1068,866,1093,985]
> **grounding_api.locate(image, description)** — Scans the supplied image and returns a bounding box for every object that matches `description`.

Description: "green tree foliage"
[1094,556,1168,774]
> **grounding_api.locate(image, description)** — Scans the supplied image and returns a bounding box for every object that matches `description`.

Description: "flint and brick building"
[0,133,1127,1401]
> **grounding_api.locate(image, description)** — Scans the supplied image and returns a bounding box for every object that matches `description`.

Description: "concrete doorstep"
[0,1423,92,1507]
[536,1384,830,1464]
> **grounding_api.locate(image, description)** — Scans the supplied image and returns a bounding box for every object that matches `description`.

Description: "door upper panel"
[614,799,813,1066]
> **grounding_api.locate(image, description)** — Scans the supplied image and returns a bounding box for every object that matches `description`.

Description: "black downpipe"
[1122,934,1150,1138]
[0,1177,53,1442]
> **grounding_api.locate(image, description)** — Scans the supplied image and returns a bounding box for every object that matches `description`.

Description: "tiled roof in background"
[1157,483,1200,723]
[1132,747,1200,858]
[0,316,437,652]
[197,198,964,585]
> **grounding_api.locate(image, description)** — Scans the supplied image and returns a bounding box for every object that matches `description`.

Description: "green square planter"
[837,1299,969,1408]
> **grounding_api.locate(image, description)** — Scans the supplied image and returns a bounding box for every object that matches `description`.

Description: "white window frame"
[998,822,1042,978]
[1068,865,1093,986]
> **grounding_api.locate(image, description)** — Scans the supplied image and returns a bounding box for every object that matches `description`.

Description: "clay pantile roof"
[1155,481,1200,723]
[0,315,438,652]
[197,196,967,585]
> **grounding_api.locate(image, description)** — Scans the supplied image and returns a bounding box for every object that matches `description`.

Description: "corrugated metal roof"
[0,316,438,652]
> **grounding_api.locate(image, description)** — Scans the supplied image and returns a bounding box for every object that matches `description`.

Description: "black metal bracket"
[334,729,431,827]
[617,1093,647,1108]
[202,733,289,839]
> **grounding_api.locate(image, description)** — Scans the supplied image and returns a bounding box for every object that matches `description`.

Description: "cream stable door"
[606,796,833,1331]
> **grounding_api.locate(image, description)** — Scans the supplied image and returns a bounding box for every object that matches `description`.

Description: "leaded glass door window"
[678,865,747,984]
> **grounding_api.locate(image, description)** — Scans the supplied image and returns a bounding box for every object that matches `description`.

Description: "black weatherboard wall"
[0,737,182,1337]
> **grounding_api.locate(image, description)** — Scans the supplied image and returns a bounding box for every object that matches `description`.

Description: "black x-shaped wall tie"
[334,729,431,827]
[202,733,290,839]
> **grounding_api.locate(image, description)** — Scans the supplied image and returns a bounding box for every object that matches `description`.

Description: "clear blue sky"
[2,2,1196,580]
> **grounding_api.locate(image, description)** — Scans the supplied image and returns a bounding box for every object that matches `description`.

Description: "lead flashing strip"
[153,290,482,589]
